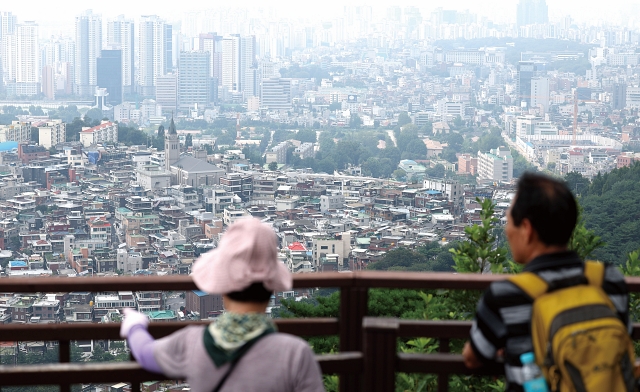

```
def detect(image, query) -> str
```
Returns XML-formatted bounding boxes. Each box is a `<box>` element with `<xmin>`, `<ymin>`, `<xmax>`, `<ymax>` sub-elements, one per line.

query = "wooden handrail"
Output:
<box><xmin>2</xmin><ymin>271</ymin><xmax>640</xmax><ymax>392</ymax></box>
<box><xmin>0</xmin><ymin>353</ymin><xmax>364</xmax><ymax>386</ymax></box>
<box><xmin>3</xmin><ymin>272</ymin><xmax>639</xmax><ymax>292</ymax></box>
<box><xmin>0</xmin><ymin>318</ymin><xmax>339</xmax><ymax>341</ymax></box>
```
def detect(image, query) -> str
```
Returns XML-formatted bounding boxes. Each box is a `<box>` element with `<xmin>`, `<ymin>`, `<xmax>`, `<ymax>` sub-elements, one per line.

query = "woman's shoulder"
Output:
<box><xmin>262</xmin><ymin>332</ymin><xmax>314</xmax><ymax>350</ymax></box>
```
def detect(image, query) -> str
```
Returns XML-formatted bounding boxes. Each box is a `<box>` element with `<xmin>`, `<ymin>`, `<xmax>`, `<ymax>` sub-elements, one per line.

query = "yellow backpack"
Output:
<box><xmin>509</xmin><ymin>261</ymin><xmax>636</xmax><ymax>392</ymax></box>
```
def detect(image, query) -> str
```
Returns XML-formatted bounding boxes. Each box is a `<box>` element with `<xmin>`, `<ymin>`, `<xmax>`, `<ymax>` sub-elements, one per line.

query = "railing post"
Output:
<box><xmin>438</xmin><ymin>338</ymin><xmax>450</xmax><ymax>392</ymax></box>
<box><xmin>59</xmin><ymin>340</ymin><xmax>70</xmax><ymax>392</ymax></box>
<box><xmin>339</xmin><ymin>285</ymin><xmax>367</xmax><ymax>392</ymax></box>
<box><xmin>362</xmin><ymin>317</ymin><xmax>399</xmax><ymax>392</ymax></box>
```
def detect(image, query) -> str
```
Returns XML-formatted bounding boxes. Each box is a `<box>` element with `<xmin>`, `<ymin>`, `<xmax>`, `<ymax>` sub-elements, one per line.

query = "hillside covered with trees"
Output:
<box><xmin>570</xmin><ymin>163</ymin><xmax>640</xmax><ymax>264</ymax></box>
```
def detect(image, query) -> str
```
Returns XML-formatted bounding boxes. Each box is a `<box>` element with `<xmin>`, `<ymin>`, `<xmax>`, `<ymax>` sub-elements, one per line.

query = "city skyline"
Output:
<box><xmin>3</xmin><ymin>0</ymin><xmax>640</xmax><ymax>33</ymax></box>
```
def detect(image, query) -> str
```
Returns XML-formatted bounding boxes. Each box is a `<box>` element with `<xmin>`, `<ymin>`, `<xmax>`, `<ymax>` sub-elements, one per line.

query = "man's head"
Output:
<box><xmin>506</xmin><ymin>172</ymin><xmax>578</xmax><ymax>264</ymax></box>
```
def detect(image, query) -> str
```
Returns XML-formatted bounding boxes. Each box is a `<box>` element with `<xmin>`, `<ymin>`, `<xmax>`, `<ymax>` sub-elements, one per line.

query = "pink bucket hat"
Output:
<box><xmin>191</xmin><ymin>217</ymin><xmax>292</xmax><ymax>294</ymax></box>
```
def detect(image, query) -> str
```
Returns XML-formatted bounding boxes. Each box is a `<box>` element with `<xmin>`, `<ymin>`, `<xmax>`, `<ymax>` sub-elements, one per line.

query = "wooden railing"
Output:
<box><xmin>1</xmin><ymin>272</ymin><xmax>640</xmax><ymax>392</ymax></box>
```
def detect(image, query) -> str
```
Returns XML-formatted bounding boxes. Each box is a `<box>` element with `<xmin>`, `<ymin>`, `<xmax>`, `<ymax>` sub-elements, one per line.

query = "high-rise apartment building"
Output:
<box><xmin>3</xmin><ymin>21</ymin><xmax>39</xmax><ymax>97</ymax></box>
<box><xmin>245</xmin><ymin>67</ymin><xmax>260</xmax><ymax>98</ymax></box>
<box><xmin>517</xmin><ymin>61</ymin><xmax>536</xmax><ymax>107</ymax></box>
<box><xmin>0</xmin><ymin>12</ymin><xmax>17</xmax><ymax>40</ymax></box>
<box><xmin>530</xmin><ymin>76</ymin><xmax>549</xmax><ymax>113</ymax></box>
<box><xmin>240</xmin><ymin>35</ymin><xmax>256</xmax><ymax>96</ymax></box>
<box><xmin>220</xmin><ymin>34</ymin><xmax>256</xmax><ymax>99</ymax></box>
<box><xmin>40</xmin><ymin>37</ymin><xmax>74</xmax><ymax>98</ymax></box>
<box><xmin>261</xmin><ymin>78</ymin><xmax>291</xmax><ymax>111</ymax></box>
<box><xmin>97</xmin><ymin>50</ymin><xmax>122</xmax><ymax>105</ymax></box>
<box><xmin>75</xmin><ymin>10</ymin><xmax>102</xmax><ymax>97</ymax></box>
<box><xmin>138</xmin><ymin>15</ymin><xmax>172</xmax><ymax>97</ymax></box>
<box><xmin>42</xmin><ymin>65</ymin><xmax>55</xmax><ymax>99</ymax></box>
<box><xmin>0</xmin><ymin>12</ymin><xmax>17</xmax><ymax>87</ymax></box>
<box><xmin>107</xmin><ymin>16</ymin><xmax>135</xmax><ymax>95</ymax></box>
<box><xmin>221</xmin><ymin>35</ymin><xmax>241</xmax><ymax>94</ymax></box>
<box><xmin>517</xmin><ymin>0</ymin><xmax>548</xmax><ymax>27</ymax></box>
<box><xmin>156</xmin><ymin>73</ymin><xmax>178</xmax><ymax>114</ymax></box>
<box><xmin>612</xmin><ymin>83</ymin><xmax>627</xmax><ymax>110</ymax></box>
<box><xmin>178</xmin><ymin>51</ymin><xmax>210</xmax><ymax>108</ymax></box>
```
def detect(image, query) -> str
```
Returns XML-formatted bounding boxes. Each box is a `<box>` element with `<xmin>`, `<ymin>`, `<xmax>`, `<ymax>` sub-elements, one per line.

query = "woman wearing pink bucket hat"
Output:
<box><xmin>120</xmin><ymin>217</ymin><xmax>325</xmax><ymax>392</ymax></box>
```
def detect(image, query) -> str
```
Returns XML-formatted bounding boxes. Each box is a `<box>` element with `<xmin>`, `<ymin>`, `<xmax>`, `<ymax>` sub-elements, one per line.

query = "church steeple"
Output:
<box><xmin>168</xmin><ymin>115</ymin><xmax>177</xmax><ymax>135</ymax></box>
<box><xmin>165</xmin><ymin>115</ymin><xmax>180</xmax><ymax>174</ymax></box>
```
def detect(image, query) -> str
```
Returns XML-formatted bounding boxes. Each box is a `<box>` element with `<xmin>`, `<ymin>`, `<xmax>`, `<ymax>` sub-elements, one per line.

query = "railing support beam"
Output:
<box><xmin>438</xmin><ymin>338</ymin><xmax>450</xmax><ymax>392</ymax></box>
<box><xmin>363</xmin><ymin>317</ymin><xmax>399</xmax><ymax>392</ymax></box>
<box><xmin>339</xmin><ymin>286</ymin><xmax>367</xmax><ymax>392</ymax></box>
<box><xmin>59</xmin><ymin>339</ymin><xmax>70</xmax><ymax>392</ymax></box>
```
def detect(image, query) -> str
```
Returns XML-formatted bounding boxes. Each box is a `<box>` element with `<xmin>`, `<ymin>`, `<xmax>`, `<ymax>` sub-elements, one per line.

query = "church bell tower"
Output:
<box><xmin>165</xmin><ymin>116</ymin><xmax>180</xmax><ymax>173</ymax></box>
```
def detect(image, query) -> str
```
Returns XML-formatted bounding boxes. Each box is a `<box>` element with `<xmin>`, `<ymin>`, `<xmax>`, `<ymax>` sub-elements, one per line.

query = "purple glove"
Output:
<box><xmin>120</xmin><ymin>308</ymin><xmax>149</xmax><ymax>338</ymax></box>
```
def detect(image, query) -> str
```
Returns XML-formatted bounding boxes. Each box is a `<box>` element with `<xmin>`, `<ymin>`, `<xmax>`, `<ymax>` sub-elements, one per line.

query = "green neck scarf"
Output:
<box><xmin>203</xmin><ymin>312</ymin><xmax>276</xmax><ymax>368</ymax></box>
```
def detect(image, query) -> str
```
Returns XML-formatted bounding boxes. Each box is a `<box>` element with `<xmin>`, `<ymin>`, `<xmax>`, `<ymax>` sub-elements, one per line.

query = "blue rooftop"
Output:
<box><xmin>0</xmin><ymin>141</ymin><xmax>18</xmax><ymax>152</ymax></box>
<box><xmin>9</xmin><ymin>260</ymin><xmax>27</xmax><ymax>267</ymax></box>
<box><xmin>193</xmin><ymin>290</ymin><xmax>209</xmax><ymax>297</ymax></box>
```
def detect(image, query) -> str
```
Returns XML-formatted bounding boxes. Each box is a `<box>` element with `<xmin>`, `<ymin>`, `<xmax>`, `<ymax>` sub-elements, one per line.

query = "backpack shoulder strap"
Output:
<box><xmin>584</xmin><ymin>261</ymin><xmax>605</xmax><ymax>287</ymax></box>
<box><xmin>509</xmin><ymin>272</ymin><xmax>549</xmax><ymax>300</ymax></box>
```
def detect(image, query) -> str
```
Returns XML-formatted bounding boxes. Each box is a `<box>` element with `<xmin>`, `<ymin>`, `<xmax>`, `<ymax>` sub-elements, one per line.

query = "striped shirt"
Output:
<box><xmin>469</xmin><ymin>251</ymin><xmax>631</xmax><ymax>392</ymax></box>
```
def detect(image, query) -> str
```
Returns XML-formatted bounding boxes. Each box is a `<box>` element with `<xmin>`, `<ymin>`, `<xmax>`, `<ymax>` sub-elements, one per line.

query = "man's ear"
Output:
<box><xmin>520</xmin><ymin>218</ymin><xmax>537</xmax><ymax>244</ymax></box>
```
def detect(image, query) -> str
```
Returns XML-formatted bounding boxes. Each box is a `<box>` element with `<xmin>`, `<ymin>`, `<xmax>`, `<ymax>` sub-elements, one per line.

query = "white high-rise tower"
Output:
<box><xmin>138</xmin><ymin>15</ymin><xmax>172</xmax><ymax>97</ymax></box>
<box><xmin>15</xmin><ymin>22</ymin><xmax>39</xmax><ymax>96</ymax></box>
<box><xmin>74</xmin><ymin>10</ymin><xmax>102</xmax><ymax>97</ymax></box>
<box><xmin>107</xmin><ymin>15</ymin><xmax>135</xmax><ymax>95</ymax></box>
<box><xmin>221</xmin><ymin>34</ymin><xmax>241</xmax><ymax>94</ymax></box>
<box><xmin>0</xmin><ymin>11</ymin><xmax>17</xmax><ymax>86</ymax></box>
<box><xmin>2</xmin><ymin>21</ymin><xmax>39</xmax><ymax>96</ymax></box>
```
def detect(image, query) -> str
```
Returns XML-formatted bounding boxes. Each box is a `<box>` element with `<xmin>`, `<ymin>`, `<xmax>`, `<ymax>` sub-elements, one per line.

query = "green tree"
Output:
<box><xmin>397</xmin><ymin>112</ymin><xmax>412</xmax><ymax>127</ymax></box>
<box><xmin>153</xmin><ymin>125</ymin><xmax>165</xmax><ymax>150</ymax></box>
<box><xmin>450</xmin><ymin>198</ymin><xmax>509</xmax><ymax>273</ymax></box>
<box><xmin>185</xmin><ymin>134</ymin><xmax>193</xmax><ymax>148</ymax></box>
<box><xmin>268</xmin><ymin>161</ymin><xmax>278</xmax><ymax>171</ymax></box>
<box><xmin>393</xmin><ymin>169</ymin><xmax>407</xmax><ymax>181</ymax></box>
<box><xmin>349</xmin><ymin>113</ymin><xmax>362</xmax><ymax>129</ymax></box>
<box><xmin>564</xmin><ymin>171</ymin><xmax>589</xmax><ymax>195</ymax></box>
<box><xmin>426</xmin><ymin>164</ymin><xmax>445</xmax><ymax>178</ymax></box>
<box><xmin>569</xmin><ymin>208</ymin><xmax>605</xmax><ymax>260</ymax></box>
<box><xmin>295</xmin><ymin>129</ymin><xmax>317</xmax><ymax>143</ymax></box>
<box><xmin>84</xmin><ymin>108</ymin><xmax>103</xmax><ymax>124</ymax></box>
<box><xmin>329</xmin><ymin>102</ymin><xmax>342</xmax><ymax>111</ymax></box>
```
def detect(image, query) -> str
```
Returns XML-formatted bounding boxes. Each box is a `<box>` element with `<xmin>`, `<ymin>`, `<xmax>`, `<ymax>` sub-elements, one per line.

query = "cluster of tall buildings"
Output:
<box><xmin>0</xmin><ymin>10</ymin><xmax>263</xmax><ymax>112</ymax></box>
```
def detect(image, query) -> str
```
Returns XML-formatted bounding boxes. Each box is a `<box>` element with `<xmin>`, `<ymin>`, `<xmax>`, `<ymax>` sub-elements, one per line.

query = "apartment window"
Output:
<box><xmin>320</xmin><ymin>246</ymin><xmax>328</xmax><ymax>250</ymax></box>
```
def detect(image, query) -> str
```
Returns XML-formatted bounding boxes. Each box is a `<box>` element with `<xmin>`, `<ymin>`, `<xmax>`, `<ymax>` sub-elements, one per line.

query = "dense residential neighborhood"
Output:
<box><xmin>4</xmin><ymin>0</ymin><xmax>640</xmax><ymax>389</ymax></box>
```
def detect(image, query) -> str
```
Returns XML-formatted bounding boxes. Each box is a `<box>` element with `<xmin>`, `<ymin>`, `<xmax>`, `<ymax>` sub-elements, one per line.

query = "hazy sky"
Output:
<box><xmin>5</xmin><ymin>0</ymin><xmax>640</xmax><ymax>34</ymax></box>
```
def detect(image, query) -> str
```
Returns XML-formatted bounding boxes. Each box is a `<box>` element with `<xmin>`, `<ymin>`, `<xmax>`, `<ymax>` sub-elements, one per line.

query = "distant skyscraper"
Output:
<box><xmin>261</xmin><ymin>78</ymin><xmax>291</xmax><ymax>111</ymax></box>
<box><xmin>42</xmin><ymin>65</ymin><xmax>55</xmax><ymax>99</ymax></box>
<box><xmin>245</xmin><ymin>67</ymin><xmax>260</xmax><ymax>98</ymax></box>
<box><xmin>517</xmin><ymin>0</ymin><xmax>548</xmax><ymax>27</ymax></box>
<box><xmin>138</xmin><ymin>15</ymin><xmax>172</xmax><ymax>97</ymax></box>
<box><xmin>221</xmin><ymin>34</ymin><xmax>241</xmax><ymax>94</ymax></box>
<box><xmin>612</xmin><ymin>83</ymin><xmax>627</xmax><ymax>110</ymax></box>
<box><xmin>531</xmin><ymin>76</ymin><xmax>550</xmax><ymax>113</ymax></box>
<box><xmin>156</xmin><ymin>73</ymin><xmax>178</xmax><ymax>113</ymax></box>
<box><xmin>0</xmin><ymin>11</ymin><xmax>16</xmax><ymax>41</ymax></box>
<box><xmin>97</xmin><ymin>50</ymin><xmax>122</xmax><ymax>106</ymax></box>
<box><xmin>199</xmin><ymin>33</ymin><xmax>223</xmax><ymax>80</ymax></box>
<box><xmin>178</xmin><ymin>51</ymin><xmax>210</xmax><ymax>108</ymax></box>
<box><xmin>107</xmin><ymin>16</ymin><xmax>135</xmax><ymax>95</ymax></box>
<box><xmin>3</xmin><ymin>21</ymin><xmax>39</xmax><ymax>97</ymax></box>
<box><xmin>74</xmin><ymin>10</ymin><xmax>102</xmax><ymax>97</ymax></box>
<box><xmin>0</xmin><ymin>12</ymin><xmax>17</xmax><ymax>87</ymax></box>
<box><xmin>517</xmin><ymin>61</ymin><xmax>537</xmax><ymax>107</ymax></box>
<box><xmin>240</xmin><ymin>35</ymin><xmax>256</xmax><ymax>96</ymax></box>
